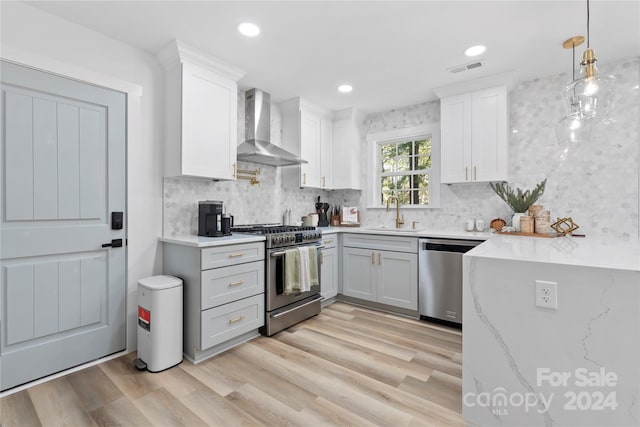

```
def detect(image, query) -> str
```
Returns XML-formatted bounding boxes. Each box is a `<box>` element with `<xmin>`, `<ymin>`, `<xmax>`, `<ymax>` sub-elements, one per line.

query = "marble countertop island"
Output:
<box><xmin>463</xmin><ymin>234</ymin><xmax>640</xmax><ymax>426</ymax></box>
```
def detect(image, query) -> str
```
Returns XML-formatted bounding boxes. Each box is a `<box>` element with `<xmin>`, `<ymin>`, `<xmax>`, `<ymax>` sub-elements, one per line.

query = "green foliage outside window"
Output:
<box><xmin>379</xmin><ymin>138</ymin><xmax>432</xmax><ymax>206</ymax></box>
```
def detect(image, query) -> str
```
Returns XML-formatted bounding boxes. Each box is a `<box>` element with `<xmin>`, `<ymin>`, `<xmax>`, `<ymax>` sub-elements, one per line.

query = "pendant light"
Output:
<box><xmin>556</xmin><ymin>36</ymin><xmax>592</xmax><ymax>144</ymax></box>
<box><xmin>562</xmin><ymin>0</ymin><xmax>616</xmax><ymax>119</ymax></box>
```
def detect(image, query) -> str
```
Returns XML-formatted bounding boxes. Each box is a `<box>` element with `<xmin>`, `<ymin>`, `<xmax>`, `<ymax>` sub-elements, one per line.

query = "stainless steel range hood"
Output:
<box><xmin>237</xmin><ymin>88</ymin><xmax>307</xmax><ymax>166</ymax></box>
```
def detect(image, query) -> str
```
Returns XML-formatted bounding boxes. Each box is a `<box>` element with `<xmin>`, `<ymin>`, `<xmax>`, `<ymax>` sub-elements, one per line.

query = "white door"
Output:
<box><xmin>342</xmin><ymin>247</ymin><xmax>376</xmax><ymax>302</ymax></box>
<box><xmin>471</xmin><ymin>85</ymin><xmax>508</xmax><ymax>182</ymax></box>
<box><xmin>300</xmin><ymin>110</ymin><xmax>321</xmax><ymax>188</ymax></box>
<box><xmin>0</xmin><ymin>61</ymin><xmax>126</xmax><ymax>390</ymax></box>
<box><xmin>440</xmin><ymin>93</ymin><xmax>471</xmax><ymax>183</ymax></box>
<box><xmin>378</xmin><ymin>251</ymin><xmax>418</xmax><ymax>310</ymax></box>
<box><xmin>320</xmin><ymin>246</ymin><xmax>338</xmax><ymax>300</ymax></box>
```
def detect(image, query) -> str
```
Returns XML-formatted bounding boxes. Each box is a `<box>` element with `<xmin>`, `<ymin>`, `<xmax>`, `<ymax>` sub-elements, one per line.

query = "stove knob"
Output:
<box><xmin>288</xmin><ymin>235</ymin><xmax>295</xmax><ymax>243</ymax></box>
<box><xmin>278</xmin><ymin>236</ymin><xmax>285</xmax><ymax>244</ymax></box>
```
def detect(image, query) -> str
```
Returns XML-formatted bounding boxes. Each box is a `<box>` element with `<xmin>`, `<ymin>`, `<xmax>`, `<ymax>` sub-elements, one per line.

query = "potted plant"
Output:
<box><xmin>490</xmin><ymin>179</ymin><xmax>547</xmax><ymax>231</ymax></box>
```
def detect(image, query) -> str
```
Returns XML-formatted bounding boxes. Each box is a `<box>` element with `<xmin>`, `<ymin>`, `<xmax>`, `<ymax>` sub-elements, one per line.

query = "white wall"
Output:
<box><xmin>0</xmin><ymin>2</ymin><xmax>164</xmax><ymax>351</ymax></box>
<box><xmin>357</xmin><ymin>57</ymin><xmax>640</xmax><ymax>241</ymax></box>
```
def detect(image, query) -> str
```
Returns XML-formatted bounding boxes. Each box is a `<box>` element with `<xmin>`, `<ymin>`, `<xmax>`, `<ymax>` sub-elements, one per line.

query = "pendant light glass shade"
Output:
<box><xmin>556</xmin><ymin>95</ymin><xmax>592</xmax><ymax>144</ymax></box>
<box><xmin>563</xmin><ymin>49</ymin><xmax>616</xmax><ymax>118</ymax></box>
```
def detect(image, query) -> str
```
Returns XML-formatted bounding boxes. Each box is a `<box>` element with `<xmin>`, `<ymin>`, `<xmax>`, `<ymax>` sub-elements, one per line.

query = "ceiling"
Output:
<box><xmin>25</xmin><ymin>0</ymin><xmax>640</xmax><ymax>114</ymax></box>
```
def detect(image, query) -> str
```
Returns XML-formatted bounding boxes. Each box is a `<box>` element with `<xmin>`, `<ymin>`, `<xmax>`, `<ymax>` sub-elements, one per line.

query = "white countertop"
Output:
<box><xmin>319</xmin><ymin>226</ymin><xmax>492</xmax><ymax>241</ymax></box>
<box><xmin>159</xmin><ymin>234</ymin><xmax>265</xmax><ymax>248</ymax></box>
<box><xmin>466</xmin><ymin>234</ymin><xmax>640</xmax><ymax>272</ymax></box>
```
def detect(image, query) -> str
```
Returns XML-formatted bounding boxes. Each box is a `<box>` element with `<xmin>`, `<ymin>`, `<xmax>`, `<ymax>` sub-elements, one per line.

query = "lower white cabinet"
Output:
<box><xmin>200</xmin><ymin>294</ymin><xmax>264</xmax><ymax>349</ymax></box>
<box><xmin>320</xmin><ymin>235</ymin><xmax>339</xmax><ymax>300</ymax></box>
<box><xmin>163</xmin><ymin>240</ymin><xmax>265</xmax><ymax>363</ymax></box>
<box><xmin>342</xmin><ymin>234</ymin><xmax>418</xmax><ymax>311</ymax></box>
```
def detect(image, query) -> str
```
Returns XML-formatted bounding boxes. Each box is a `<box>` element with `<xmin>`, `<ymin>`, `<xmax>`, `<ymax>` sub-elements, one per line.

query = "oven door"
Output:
<box><xmin>266</xmin><ymin>243</ymin><xmax>322</xmax><ymax>311</ymax></box>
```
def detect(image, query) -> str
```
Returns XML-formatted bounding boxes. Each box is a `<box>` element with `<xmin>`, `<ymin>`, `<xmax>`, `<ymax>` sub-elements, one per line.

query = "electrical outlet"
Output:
<box><xmin>536</xmin><ymin>280</ymin><xmax>558</xmax><ymax>309</ymax></box>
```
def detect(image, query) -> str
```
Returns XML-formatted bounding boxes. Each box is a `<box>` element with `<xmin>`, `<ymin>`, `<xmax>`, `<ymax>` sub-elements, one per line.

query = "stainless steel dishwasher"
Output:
<box><xmin>418</xmin><ymin>238</ymin><xmax>481</xmax><ymax>325</ymax></box>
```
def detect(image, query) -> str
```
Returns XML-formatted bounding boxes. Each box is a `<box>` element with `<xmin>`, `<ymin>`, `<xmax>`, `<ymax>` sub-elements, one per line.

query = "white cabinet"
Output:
<box><xmin>163</xmin><ymin>241</ymin><xmax>264</xmax><ymax>364</ymax></box>
<box><xmin>320</xmin><ymin>235</ymin><xmax>338</xmax><ymax>300</ymax></box>
<box><xmin>342</xmin><ymin>234</ymin><xmax>418</xmax><ymax>311</ymax></box>
<box><xmin>280</xmin><ymin>98</ymin><xmax>333</xmax><ymax>189</ymax></box>
<box><xmin>439</xmin><ymin>85</ymin><xmax>508</xmax><ymax>183</ymax></box>
<box><xmin>332</xmin><ymin>108</ymin><xmax>364</xmax><ymax>190</ymax></box>
<box><xmin>157</xmin><ymin>40</ymin><xmax>245</xmax><ymax>180</ymax></box>
<box><xmin>435</xmin><ymin>72</ymin><xmax>514</xmax><ymax>184</ymax></box>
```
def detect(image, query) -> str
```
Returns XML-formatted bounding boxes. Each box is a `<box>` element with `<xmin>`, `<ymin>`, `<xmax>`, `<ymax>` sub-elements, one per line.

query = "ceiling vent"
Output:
<box><xmin>447</xmin><ymin>60</ymin><xmax>484</xmax><ymax>74</ymax></box>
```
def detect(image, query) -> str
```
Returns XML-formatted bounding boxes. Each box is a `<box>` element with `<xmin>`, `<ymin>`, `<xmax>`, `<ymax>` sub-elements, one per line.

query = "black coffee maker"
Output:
<box><xmin>316</xmin><ymin>196</ymin><xmax>330</xmax><ymax>227</ymax></box>
<box><xmin>198</xmin><ymin>201</ymin><xmax>224</xmax><ymax>237</ymax></box>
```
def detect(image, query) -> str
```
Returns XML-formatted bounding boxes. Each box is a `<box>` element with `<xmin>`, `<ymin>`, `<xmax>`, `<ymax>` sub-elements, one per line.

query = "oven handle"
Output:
<box><xmin>270</xmin><ymin>245</ymin><xmax>325</xmax><ymax>257</ymax></box>
<box><xmin>271</xmin><ymin>295</ymin><xmax>323</xmax><ymax>319</ymax></box>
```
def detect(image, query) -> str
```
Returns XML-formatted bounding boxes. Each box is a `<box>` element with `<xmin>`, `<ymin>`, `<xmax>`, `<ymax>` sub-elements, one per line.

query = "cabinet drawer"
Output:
<box><xmin>201</xmin><ymin>261</ymin><xmax>265</xmax><ymax>310</ymax></box>
<box><xmin>200</xmin><ymin>294</ymin><xmax>264</xmax><ymax>349</ymax></box>
<box><xmin>343</xmin><ymin>233</ymin><xmax>418</xmax><ymax>253</ymax></box>
<box><xmin>320</xmin><ymin>235</ymin><xmax>337</xmax><ymax>248</ymax></box>
<box><xmin>201</xmin><ymin>242</ymin><xmax>264</xmax><ymax>270</ymax></box>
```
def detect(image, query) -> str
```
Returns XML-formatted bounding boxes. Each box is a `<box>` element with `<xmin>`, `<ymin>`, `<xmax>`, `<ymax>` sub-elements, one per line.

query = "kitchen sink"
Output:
<box><xmin>362</xmin><ymin>227</ymin><xmax>425</xmax><ymax>233</ymax></box>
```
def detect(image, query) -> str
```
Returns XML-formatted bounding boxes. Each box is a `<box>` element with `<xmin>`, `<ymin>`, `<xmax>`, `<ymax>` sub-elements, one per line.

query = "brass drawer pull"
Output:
<box><xmin>371</xmin><ymin>252</ymin><xmax>375</xmax><ymax>264</ymax></box>
<box><xmin>228</xmin><ymin>315</ymin><xmax>245</xmax><ymax>324</ymax></box>
<box><xmin>324</xmin><ymin>239</ymin><xmax>333</xmax><ymax>244</ymax></box>
<box><xmin>228</xmin><ymin>252</ymin><xmax>246</xmax><ymax>258</ymax></box>
<box><xmin>303</xmin><ymin>173</ymin><xmax>307</xmax><ymax>185</ymax></box>
<box><xmin>228</xmin><ymin>280</ymin><xmax>245</xmax><ymax>287</ymax></box>
<box><xmin>322</xmin><ymin>176</ymin><xmax>326</xmax><ymax>187</ymax></box>
<box><xmin>474</xmin><ymin>166</ymin><xmax>477</xmax><ymax>181</ymax></box>
<box><xmin>378</xmin><ymin>253</ymin><xmax>381</xmax><ymax>265</ymax></box>
<box><xmin>320</xmin><ymin>253</ymin><xmax>324</xmax><ymax>265</ymax></box>
<box><xmin>465</xmin><ymin>166</ymin><xmax>468</xmax><ymax>181</ymax></box>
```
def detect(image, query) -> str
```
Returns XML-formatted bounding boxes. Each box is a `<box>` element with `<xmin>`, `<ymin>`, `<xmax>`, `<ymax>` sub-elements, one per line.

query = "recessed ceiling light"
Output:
<box><xmin>465</xmin><ymin>45</ymin><xmax>486</xmax><ymax>57</ymax></box>
<box><xmin>338</xmin><ymin>84</ymin><xmax>353</xmax><ymax>93</ymax></box>
<box><xmin>238</xmin><ymin>22</ymin><xmax>260</xmax><ymax>37</ymax></box>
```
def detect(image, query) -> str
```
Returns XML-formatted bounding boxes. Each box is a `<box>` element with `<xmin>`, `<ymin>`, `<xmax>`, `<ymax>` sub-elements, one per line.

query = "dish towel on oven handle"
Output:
<box><xmin>284</xmin><ymin>246</ymin><xmax>319</xmax><ymax>295</ymax></box>
<box><xmin>284</xmin><ymin>248</ymin><xmax>300</xmax><ymax>295</ymax></box>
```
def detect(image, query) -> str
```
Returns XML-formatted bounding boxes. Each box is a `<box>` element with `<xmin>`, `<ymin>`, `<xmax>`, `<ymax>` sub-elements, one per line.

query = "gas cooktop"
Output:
<box><xmin>231</xmin><ymin>224</ymin><xmax>321</xmax><ymax>248</ymax></box>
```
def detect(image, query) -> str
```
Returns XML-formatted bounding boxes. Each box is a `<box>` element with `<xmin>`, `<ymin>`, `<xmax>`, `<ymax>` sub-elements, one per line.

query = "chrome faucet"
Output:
<box><xmin>386</xmin><ymin>195</ymin><xmax>405</xmax><ymax>228</ymax></box>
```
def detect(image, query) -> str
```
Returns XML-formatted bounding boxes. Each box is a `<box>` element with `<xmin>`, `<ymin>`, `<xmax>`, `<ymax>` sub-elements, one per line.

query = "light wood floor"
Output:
<box><xmin>1</xmin><ymin>302</ymin><xmax>463</xmax><ymax>426</ymax></box>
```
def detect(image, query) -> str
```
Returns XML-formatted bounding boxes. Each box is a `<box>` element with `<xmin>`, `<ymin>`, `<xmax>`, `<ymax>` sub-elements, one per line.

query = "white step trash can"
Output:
<box><xmin>134</xmin><ymin>275</ymin><xmax>183</xmax><ymax>372</ymax></box>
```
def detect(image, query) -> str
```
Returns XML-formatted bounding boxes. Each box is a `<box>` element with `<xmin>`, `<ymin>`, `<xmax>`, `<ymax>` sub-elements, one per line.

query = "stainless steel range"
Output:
<box><xmin>231</xmin><ymin>225</ymin><xmax>323</xmax><ymax>336</ymax></box>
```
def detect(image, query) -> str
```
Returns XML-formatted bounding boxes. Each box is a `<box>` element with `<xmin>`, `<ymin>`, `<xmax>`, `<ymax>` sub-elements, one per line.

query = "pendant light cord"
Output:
<box><xmin>586</xmin><ymin>0</ymin><xmax>590</xmax><ymax>48</ymax></box>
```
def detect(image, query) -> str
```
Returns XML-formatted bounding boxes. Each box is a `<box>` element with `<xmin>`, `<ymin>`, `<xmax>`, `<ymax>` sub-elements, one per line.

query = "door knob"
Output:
<box><xmin>102</xmin><ymin>239</ymin><xmax>123</xmax><ymax>248</ymax></box>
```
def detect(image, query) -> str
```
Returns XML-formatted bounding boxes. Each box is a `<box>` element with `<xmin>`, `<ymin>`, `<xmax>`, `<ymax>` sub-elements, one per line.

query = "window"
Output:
<box><xmin>379</xmin><ymin>138</ymin><xmax>431</xmax><ymax>205</ymax></box>
<box><xmin>367</xmin><ymin>124</ymin><xmax>440</xmax><ymax>208</ymax></box>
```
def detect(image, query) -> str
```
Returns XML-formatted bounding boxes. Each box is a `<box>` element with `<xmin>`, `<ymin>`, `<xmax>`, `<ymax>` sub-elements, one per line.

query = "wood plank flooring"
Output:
<box><xmin>1</xmin><ymin>302</ymin><xmax>463</xmax><ymax>426</ymax></box>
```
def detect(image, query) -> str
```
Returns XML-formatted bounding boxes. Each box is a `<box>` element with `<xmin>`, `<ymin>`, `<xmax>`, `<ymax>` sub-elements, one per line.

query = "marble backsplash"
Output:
<box><xmin>164</xmin><ymin>56</ymin><xmax>639</xmax><ymax>240</ymax></box>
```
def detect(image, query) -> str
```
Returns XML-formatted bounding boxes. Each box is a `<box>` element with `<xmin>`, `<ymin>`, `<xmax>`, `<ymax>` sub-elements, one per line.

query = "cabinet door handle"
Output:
<box><xmin>233</xmin><ymin>162</ymin><xmax>237</xmax><ymax>178</ymax></box>
<box><xmin>324</xmin><ymin>239</ymin><xmax>333</xmax><ymax>244</ymax></box>
<box><xmin>320</xmin><ymin>253</ymin><xmax>324</xmax><ymax>265</ymax></box>
<box><xmin>371</xmin><ymin>252</ymin><xmax>375</xmax><ymax>265</ymax></box>
<box><xmin>303</xmin><ymin>173</ymin><xmax>307</xmax><ymax>185</ymax></box>
<box><xmin>228</xmin><ymin>315</ymin><xmax>245</xmax><ymax>324</ymax></box>
<box><xmin>228</xmin><ymin>252</ymin><xmax>246</xmax><ymax>258</ymax></box>
<box><xmin>378</xmin><ymin>253</ymin><xmax>381</xmax><ymax>265</ymax></box>
<box><xmin>474</xmin><ymin>166</ymin><xmax>477</xmax><ymax>181</ymax></box>
<box><xmin>465</xmin><ymin>166</ymin><xmax>468</xmax><ymax>181</ymax></box>
<box><xmin>228</xmin><ymin>280</ymin><xmax>245</xmax><ymax>287</ymax></box>
<box><xmin>322</xmin><ymin>176</ymin><xmax>326</xmax><ymax>187</ymax></box>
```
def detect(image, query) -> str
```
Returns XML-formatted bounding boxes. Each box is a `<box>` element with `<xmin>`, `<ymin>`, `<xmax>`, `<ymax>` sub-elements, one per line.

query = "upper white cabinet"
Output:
<box><xmin>280</xmin><ymin>98</ymin><xmax>333</xmax><ymax>189</ymax></box>
<box><xmin>157</xmin><ymin>40</ymin><xmax>246</xmax><ymax>180</ymax></box>
<box><xmin>435</xmin><ymin>72</ymin><xmax>514</xmax><ymax>184</ymax></box>
<box><xmin>332</xmin><ymin>108</ymin><xmax>364</xmax><ymax>190</ymax></box>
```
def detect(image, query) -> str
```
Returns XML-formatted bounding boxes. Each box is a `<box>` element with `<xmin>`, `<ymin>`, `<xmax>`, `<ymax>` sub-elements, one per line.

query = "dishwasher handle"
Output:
<box><xmin>422</xmin><ymin>242</ymin><xmax>478</xmax><ymax>253</ymax></box>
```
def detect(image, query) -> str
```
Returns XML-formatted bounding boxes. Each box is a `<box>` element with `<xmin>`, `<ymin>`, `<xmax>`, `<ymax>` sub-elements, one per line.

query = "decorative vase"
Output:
<box><xmin>512</xmin><ymin>212</ymin><xmax>527</xmax><ymax>232</ymax></box>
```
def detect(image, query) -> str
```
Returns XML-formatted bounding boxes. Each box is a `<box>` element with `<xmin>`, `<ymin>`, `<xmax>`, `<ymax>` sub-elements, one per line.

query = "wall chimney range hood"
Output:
<box><xmin>237</xmin><ymin>89</ymin><xmax>307</xmax><ymax>166</ymax></box>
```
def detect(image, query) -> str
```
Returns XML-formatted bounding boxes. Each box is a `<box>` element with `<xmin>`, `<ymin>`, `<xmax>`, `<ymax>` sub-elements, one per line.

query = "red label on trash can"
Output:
<box><xmin>138</xmin><ymin>306</ymin><xmax>150</xmax><ymax>331</ymax></box>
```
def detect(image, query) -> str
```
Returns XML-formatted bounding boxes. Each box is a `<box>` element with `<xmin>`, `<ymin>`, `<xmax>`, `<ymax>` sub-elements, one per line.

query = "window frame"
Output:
<box><xmin>367</xmin><ymin>123</ymin><xmax>441</xmax><ymax>209</ymax></box>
